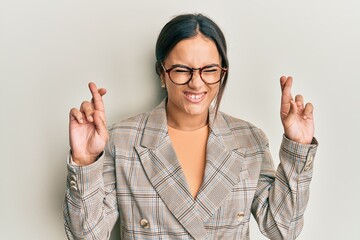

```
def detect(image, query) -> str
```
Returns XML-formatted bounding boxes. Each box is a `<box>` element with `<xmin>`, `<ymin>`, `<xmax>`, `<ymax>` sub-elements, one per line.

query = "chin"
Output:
<box><xmin>183</xmin><ymin>104</ymin><xmax>209</xmax><ymax>116</ymax></box>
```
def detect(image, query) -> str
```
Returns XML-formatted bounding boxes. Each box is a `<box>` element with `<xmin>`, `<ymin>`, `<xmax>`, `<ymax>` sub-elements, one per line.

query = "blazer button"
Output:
<box><xmin>236</xmin><ymin>212</ymin><xmax>245</xmax><ymax>222</ymax></box>
<box><xmin>140</xmin><ymin>218</ymin><xmax>150</xmax><ymax>229</ymax></box>
<box><xmin>70</xmin><ymin>180</ymin><xmax>78</xmax><ymax>192</ymax></box>
<box><xmin>70</xmin><ymin>175</ymin><xmax>77</xmax><ymax>182</ymax></box>
<box><xmin>70</xmin><ymin>185</ymin><xmax>78</xmax><ymax>192</ymax></box>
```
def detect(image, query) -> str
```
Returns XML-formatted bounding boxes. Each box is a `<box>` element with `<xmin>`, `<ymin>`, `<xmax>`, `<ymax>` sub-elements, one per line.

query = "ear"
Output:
<box><xmin>158</xmin><ymin>61</ymin><xmax>167</xmax><ymax>88</ymax></box>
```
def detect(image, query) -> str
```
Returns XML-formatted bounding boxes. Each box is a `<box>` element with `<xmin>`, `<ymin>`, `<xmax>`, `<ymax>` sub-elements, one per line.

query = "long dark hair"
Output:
<box><xmin>155</xmin><ymin>13</ymin><xmax>229</xmax><ymax>115</ymax></box>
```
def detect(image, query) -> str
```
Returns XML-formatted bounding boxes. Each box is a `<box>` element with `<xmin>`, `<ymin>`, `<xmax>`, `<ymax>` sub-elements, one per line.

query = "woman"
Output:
<box><xmin>64</xmin><ymin>14</ymin><xmax>318</xmax><ymax>239</ymax></box>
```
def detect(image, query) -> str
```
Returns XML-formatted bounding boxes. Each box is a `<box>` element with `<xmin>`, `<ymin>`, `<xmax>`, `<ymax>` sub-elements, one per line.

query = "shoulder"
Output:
<box><xmin>109</xmin><ymin>111</ymin><xmax>149</xmax><ymax>133</ymax></box>
<box><xmin>107</xmin><ymin>111</ymin><xmax>150</xmax><ymax>147</ymax></box>
<box><xmin>106</xmin><ymin>99</ymin><xmax>168</xmax><ymax>150</ymax></box>
<box><xmin>217</xmin><ymin>111</ymin><xmax>269</xmax><ymax>148</ymax></box>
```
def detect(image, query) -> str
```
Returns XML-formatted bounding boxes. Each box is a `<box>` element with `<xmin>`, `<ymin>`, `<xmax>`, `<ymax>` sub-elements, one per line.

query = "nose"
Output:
<box><xmin>188</xmin><ymin>70</ymin><xmax>204</xmax><ymax>88</ymax></box>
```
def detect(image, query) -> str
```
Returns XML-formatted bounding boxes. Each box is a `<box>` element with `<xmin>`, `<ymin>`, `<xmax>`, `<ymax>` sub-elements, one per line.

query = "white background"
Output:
<box><xmin>1</xmin><ymin>0</ymin><xmax>359</xmax><ymax>239</ymax></box>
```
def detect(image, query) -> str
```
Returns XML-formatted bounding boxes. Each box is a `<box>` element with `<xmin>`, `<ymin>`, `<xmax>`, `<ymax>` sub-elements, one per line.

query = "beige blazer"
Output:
<box><xmin>64</xmin><ymin>99</ymin><xmax>318</xmax><ymax>240</ymax></box>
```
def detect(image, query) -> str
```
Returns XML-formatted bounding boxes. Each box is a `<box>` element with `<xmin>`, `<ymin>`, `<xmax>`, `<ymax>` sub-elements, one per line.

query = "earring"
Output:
<box><xmin>161</xmin><ymin>79</ymin><xmax>166</xmax><ymax>88</ymax></box>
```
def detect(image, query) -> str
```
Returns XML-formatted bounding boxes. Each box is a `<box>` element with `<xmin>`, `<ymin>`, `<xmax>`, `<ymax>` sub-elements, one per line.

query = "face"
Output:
<box><xmin>162</xmin><ymin>34</ymin><xmax>222</xmax><ymax>120</ymax></box>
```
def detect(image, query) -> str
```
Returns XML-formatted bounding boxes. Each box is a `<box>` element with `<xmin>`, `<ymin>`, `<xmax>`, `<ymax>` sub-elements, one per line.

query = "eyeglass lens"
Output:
<box><xmin>169</xmin><ymin>66</ymin><xmax>223</xmax><ymax>84</ymax></box>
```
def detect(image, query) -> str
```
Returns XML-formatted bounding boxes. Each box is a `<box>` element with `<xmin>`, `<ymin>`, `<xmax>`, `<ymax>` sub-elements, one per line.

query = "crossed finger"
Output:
<box><xmin>89</xmin><ymin>82</ymin><xmax>107</xmax><ymax>112</ymax></box>
<box><xmin>280</xmin><ymin>76</ymin><xmax>293</xmax><ymax>99</ymax></box>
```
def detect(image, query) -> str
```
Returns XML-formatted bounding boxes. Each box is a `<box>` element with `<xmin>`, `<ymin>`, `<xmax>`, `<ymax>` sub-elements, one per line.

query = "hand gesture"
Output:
<box><xmin>69</xmin><ymin>82</ymin><xmax>109</xmax><ymax>166</ymax></box>
<box><xmin>280</xmin><ymin>76</ymin><xmax>314</xmax><ymax>144</ymax></box>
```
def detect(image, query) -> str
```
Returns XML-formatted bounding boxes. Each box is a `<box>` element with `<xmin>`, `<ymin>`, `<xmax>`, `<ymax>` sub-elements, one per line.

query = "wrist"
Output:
<box><xmin>71</xmin><ymin>151</ymin><xmax>101</xmax><ymax>166</ymax></box>
<box><xmin>284</xmin><ymin>134</ymin><xmax>313</xmax><ymax>145</ymax></box>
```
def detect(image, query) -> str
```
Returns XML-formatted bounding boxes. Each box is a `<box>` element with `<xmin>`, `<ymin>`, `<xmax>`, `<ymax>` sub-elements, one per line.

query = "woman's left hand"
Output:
<box><xmin>280</xmin><ymin>76</ymin><xmax>314</xmax><ymax>144</ymax></box>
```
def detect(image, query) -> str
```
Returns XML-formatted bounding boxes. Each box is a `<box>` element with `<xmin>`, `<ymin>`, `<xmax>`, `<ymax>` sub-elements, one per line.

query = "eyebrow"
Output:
<box><xmin>170</xmin><ymin>63</ymin><xmax>220</xmax><ymax>69</ymax></box>
<box><xmin>170</xmin><ymin>64</ymin><xmax>191</xmax><ymax>69</ymax></box>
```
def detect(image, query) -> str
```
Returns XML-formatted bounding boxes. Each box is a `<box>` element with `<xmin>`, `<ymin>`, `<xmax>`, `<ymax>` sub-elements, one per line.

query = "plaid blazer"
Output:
<box><xmin>64</xmin><ymin>99</ymin><xmax>318</xmax><ymax>240</ymax></box>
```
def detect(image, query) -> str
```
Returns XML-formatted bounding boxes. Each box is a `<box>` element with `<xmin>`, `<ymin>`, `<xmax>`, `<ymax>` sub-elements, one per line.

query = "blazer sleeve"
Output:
<box><xmin>63</xmin><ymin>141</ymin><xmax>118</xmax><ymax>240</ymax></box>
<box><xmin>251</xmin><ymin>133</ymin><xmax>318</xmax><ymax>240</ymax></box>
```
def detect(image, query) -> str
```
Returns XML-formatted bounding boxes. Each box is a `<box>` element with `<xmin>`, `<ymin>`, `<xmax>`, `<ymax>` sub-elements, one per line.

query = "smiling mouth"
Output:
<box><xmin>184</xmin><ymin>92</ymin><xmax>206</xmax><ymax>102</ymax></box>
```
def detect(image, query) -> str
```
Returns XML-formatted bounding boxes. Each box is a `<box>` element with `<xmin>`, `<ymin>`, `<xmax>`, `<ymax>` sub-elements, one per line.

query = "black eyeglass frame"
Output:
<box><xmin>161</xmin><ymin>63</ymin><xmax>227</xmax><ymax>85</ymax></box>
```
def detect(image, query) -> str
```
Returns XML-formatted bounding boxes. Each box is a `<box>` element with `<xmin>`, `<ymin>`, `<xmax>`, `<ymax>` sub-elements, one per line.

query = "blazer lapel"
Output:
<box><xmin>195</xmin><ymin>109</ymin><xmax>248</xmax><ymax>221</ymax></box>
<box><xmin>135</xmin><ymin>100</ymin><xmax>209</xmax><ymax>239</ymax></box>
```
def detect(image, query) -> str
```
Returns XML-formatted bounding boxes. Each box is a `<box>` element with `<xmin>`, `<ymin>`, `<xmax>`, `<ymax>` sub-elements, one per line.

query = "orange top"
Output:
<box><xmin>168</xmin><ymin>125</ymin><xmax>209</xmax><ymax>199</ymax></box>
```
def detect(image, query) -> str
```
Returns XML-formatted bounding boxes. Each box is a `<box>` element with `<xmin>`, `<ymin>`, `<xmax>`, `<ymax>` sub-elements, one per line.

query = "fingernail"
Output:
<box><xmin>79</xmin><ymin>118</ymin><xmax>83</xmax><ymax>124</ymax></box>
<box><xmin>88</xmin><ymin>116</ymin><xmax>93</xmax><ymax>122</ymax></box>
<box><xmin>303</xmin><ymin>115</ymin><xmax>307</xmax><ymax>120</ymax></box>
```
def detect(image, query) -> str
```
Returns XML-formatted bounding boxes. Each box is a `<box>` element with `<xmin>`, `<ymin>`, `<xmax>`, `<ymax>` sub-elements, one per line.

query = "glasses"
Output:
<box><xmin>161</xmin><ymin>63</ymin><xmax>227</xmax><ymax>85</ymax></box>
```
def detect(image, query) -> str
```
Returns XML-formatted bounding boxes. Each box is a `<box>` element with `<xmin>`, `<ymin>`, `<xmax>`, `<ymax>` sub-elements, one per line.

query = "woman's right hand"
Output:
<box><xmin>69</xmin><ymin>82</ymin><xmax>109</xmax><ymax>166</ymax></box>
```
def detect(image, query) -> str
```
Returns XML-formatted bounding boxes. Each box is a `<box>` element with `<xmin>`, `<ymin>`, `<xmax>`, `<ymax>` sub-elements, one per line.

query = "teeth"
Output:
<box><xmin>187</xmin><ymin>94</ymin><xmax>203</xmax><ymax>99</ymax></box>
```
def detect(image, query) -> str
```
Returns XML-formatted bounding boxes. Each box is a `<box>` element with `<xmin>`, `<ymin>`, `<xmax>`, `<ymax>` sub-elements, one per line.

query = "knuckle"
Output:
<box><xmin>81</xmin><ymin>102</ymin><xmax>93</xmax><ymax>112</ymax></box>
<box><xmin>70</xmin><ymin>108</ymin><xmax>80</xmax><ymax>115</ymax></box>
<box><xmin>81</xmin><ymin>101</ymin><xmax>90</xmax><ymax>107</ymax></box>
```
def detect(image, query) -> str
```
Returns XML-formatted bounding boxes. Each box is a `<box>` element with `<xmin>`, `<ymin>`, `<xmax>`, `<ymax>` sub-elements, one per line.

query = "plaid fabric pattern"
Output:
<box><xmin>64</xmin><ymin>99</ymin><xmax>318</xmax><ymax>240</ymax></box>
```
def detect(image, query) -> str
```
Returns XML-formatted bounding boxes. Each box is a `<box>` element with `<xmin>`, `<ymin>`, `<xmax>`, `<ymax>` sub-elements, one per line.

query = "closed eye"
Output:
<box><xmin>174</xmin><ymin>68</ymin><xmax>191</xmax><ymax>73</ymax></box>
<box><xmin>203</xmin><ymin>68</ymin><xmax>218</xmax><ymax>73</ymax></box>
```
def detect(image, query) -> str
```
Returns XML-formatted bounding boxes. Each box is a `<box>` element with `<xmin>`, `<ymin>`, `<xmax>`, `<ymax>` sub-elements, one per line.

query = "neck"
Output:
<box><xmin>166</xmin><ymin>103</ymin><xmax>208</xmax><ymax>131</ymax></box>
